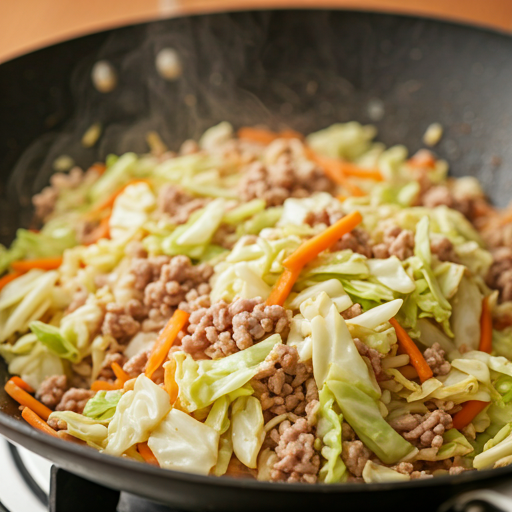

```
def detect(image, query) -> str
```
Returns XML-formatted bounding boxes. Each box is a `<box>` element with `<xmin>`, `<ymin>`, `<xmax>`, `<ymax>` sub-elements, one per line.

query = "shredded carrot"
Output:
<box><xmin>89</xmin><ymin>163</ymin><xmax>107</xmax><ymax>176</ymax></box>
<box><xmin>304</xmin><ymin>150</ymin><xmax>367</xmax><ymax>196</ymax></box>
<box><xmin>164</xmin><ymin>359</ymin><xmax>179</xmax><ymax>404</ymax></box>
<box><xmin>87</xmin><ymin>179</ymin><xmax>150</xmax><ymax>217</ymax></box>
<box><xmin>0</xmin><ymin>272</ymin><xmax>23</xmax><ymax>292</ymax></box>
<box><xmin>90</xmin><ymin>380</ymin><xmax>118</xmax><ymax>392</ymax></box>
<box><xmin>11</xmin><ymin>257</ymin><xmax>62</xmax><ymax>272</ymax></box>
<box><xmin>452</xmin><ymin>400</ymin><xmax>490</xmax><ymax>430</ymax></box>
<box><xmin>334</xmin><ymin>161</ymin><xmax>383</xmax><ymax>181</ymax></box>
<box><xmin>283</xmin><ymin>211</ymin><xmax>363</xmax><ymax>271</ymax></box>
<box><xmin>336</xmin><ymin>194</ymin><xmax>347</xmax><ymax>202</ymax></box>
<box><xmin>4</xmin><ymin>379</ymin><xmax>52</xmax><ymax>421</ymax></box>
<box><xmin>21</xmin><ymin>407</ymin><xmax>59</xmax><ymax>438</ymax></box>
<box><xmin>28</xmin><ymin>228</ymin><xmax>40</xmax><ymax>234</ymax></box>
<box><xmin>266</xmin><ymin>267</ymin><xmax>302</xmax><ymax>307</ymax></box>
<box><xmin>479</xmin><ymin>296</ymin><xmax>493</xmax><ymax>354</ymax></box>
<box><xmin>86</xmin><ymin>215</ymin><xmax>111</xmax><ymax>245</ymax></box>
<box><xmin>111</xmin><ymin>362</ymin><xmax>130</xmax><ymax>386</ymax></box>
<box><xmin>10</xmin><ymin>376</ymin><xmax>35</xmax><ymax>393</ymax></box>
<box><xmin>237</xmin><ymin>127</ymin><xmax>302</xmax><ymax>145</ymax></box>
<box><xmin>145</xmin><ymin>309</ymin><xmax>190</xmax><ymax>380</ymax></box>
<box><xmin>58</xmin><ymin>431</ymin><xmax>86</xmax><ymax>444</ymax></box>
<box><xmin>138</xmin><ymin>442</ymin><xmax>159</xmax><ymax>466</ymax></box>
<box><xmin>407</xmin><ymin>149</ymin><xmax>437</xmax><ymax>169</ymax></box>
<box><xmin>389</xmin><ymin>318</ymin><xmax>433</xmax><ymax>383</ymax></box>
<box><xmin>398</xmin><ymin>365</ymin><xmax>419</xmax><ymax>380</ymax></box>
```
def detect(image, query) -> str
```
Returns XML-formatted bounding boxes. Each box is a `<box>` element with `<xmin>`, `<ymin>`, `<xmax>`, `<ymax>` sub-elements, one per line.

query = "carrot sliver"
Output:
<box><xmin>283</xmin><ymin>211</ymin><xmax>363</xmax><ymax>271</ymax></box>
<box><xmin>138</xmin><ymin>442</ymin><xmax>159</xmax><ymax>466</ymax></box>
<box><xmin>10</xmin><ymin>376</ymin><xmax>35</xmax><ymax>393</ymax></box>
<box><xmin>266</xmin><ymin>267</ymin><xmax>302</xmax><ymax>307</ymax></box>
<box><xmin>164</xmin><ymin>359</ymin><xmax>179</xmax><ymax>404</ymax></box>
<box><xmin>88</xmin><ymin>179</ymin><xmax>150</xmax><ymax>217</ymax></box>
<box><xmin>237</xmin><ymin>127</ymin><xmax>302</xmax><ymax>145</ymax></box>
<box><xmin>389</xmin><ymin>318</ymin><xmax>433</xmax><ymax>383</ymax></box>
<box><xmin>111</xmin><ymin>362</ymin><xmax>130</xmax><ymax>386</ymax></box>
<box><xmin>336</xmin><ymin>161</ymin><xmax>383</xmax><ymax>181</ymax></box>
<box><xmin>479</xmin><ymin>296</ymin><xmax>493</xmax><ymax>354</ymax></box>
<box><xmin>5</xmin><ymin>380</ymin><xmax>52</xmax><ymax>421</ymax></box>
<box><xmin>11</xmin><ymin>257</ymin><xmax>62</xmax><ymax>272</ymax></box>
<box><xmin>0</xmin><ymin>272</ymin><xmax>23</xmax><ymax>292</ymax></box>
<box><xmin>145</xmin><ymin>309</ymin><xmax>190</xmax><ymax>380</ymax></box>
<box><xmin>407</xmin><ymin>150</ymin><xmax>437</xmax><ymax>169</ymax></box>
<box><xmin>21</xmin><ymin>407</ymin><xmax>59</xmax><ymax>438</ymax></box>
<box><xmin>89</xmin><ymin>163</ymin><xmax>107</xmax><ymax>176</ymax></box>
<box><xmin>452</xmin><ymin>400</ymin><xmax>490</xmax><ymax>430</ymax></box>
<box><xmin>90</xmin><ymin>380</ymin><xmax>118</xmax><ymax>392</ymax></box>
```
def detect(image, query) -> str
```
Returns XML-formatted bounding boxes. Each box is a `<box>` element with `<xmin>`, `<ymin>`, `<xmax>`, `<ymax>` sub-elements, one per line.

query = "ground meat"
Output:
<box><xmin>354</xmin><ymin>338</ymin><xmax>383</xmax><ymax>380</ymax></box>
<box><xmin>47</xmin><ymin>416</ymin><xmax>68</xmax><ymax>431</ymax></box>
<box><xmin>342</xmin><ymin>422</ymin><xmax>356</xmax><ymax>441</ymax></box>
<box><xmin>36</xmin><ymin>375</ymin><xmax>68</xmax><ymax>409</ymax></box>
<box><xmin>157</xmin><ymin>184</ymin><xmax>208</xmax><ymax>225</ymax></box>
<box><xmin>342</xmin><ymin>440</ymin><xmax>372</xmax><ymax>478</ymax></box>
<box><xmin>486</xmin><ymin>247</ymin><xmax>512</xmax><ymax>302</ymax></box>
<box><xmin>423</xmin><ymin>343</ymin><xmax>451</xmax><ymax>376</ymax></box>
<box><xmin>211</xmin><ymin>223</ymin><xmax>237</xmax><ymax>250</ymax></box>
<box><xmin>341</xmin><ymin>303</ymin><xmax>363</xmax><ymax>320</ymax></box>
<box><xmin>123</xmin><ymin>350</ymin><xmax>149</xmax><ymax>378</ymax></box>
<box><xmin>97</xmin><ymin>352</ymin><xmax>127</xmax><ymax>381</ymax></box>
<box><xmin>372</xmin><ymin>226</ymin><xmax>415</xmax><ymax>261</ymax></box>
<box><xmin>331</xmin><ymin>229</ymin><xmax>373</xmax><ymax>258</ymax></box>
<box><xmin>430</xmin><ymin>237</ymin><xmax>459</xmax><ymax>263</ymax></box>
<box><xmin>32</xmin><ymin>166</ymin><xmax>99</xmax><ymax>221</ymax></box>
<box><xmin>421</xmin><ymin>185</ymin><xmax>473</xmax><ymax>219</ymax></box>
<box><xmin>269</xmin><ymin>418</ymin><xmax>320</xmax><ymax>483</ymax></box>
<box><xmin>101</xmin><ymin>301</ymin><xmax>142</xmax><ymax>342</ymax></box>
<box><xmin>449</xmin><ymin>466</ymin><xmax>473</xmax><ymax>475</ymax></box>
<box><xmin>179</xmin><ymin>139</ymin><xmax>200</xmax><ymax>155</ymax></box>
<box><xmin>393</xmin><ymin>462</ymin><xmax>414</xmax><ymax>475</ymax></box>
<box><xmin>66</xmin><ymin>288</ymin><xmax>89</xmax><ymax>313</ymax></box>
<box><xmin>182</xmin><ymin>297</ymin><xmax>291</xmax><ymax>360</ymax></box>
<box><xmin>135</xmin><ymin>255</ymin><xmax>213</xmax><ymax>330</ymax></box>
<box><xmin>304</xmin><ymin>208</ymin><xmax>343</xmax><ymax>227</ymax></box>
<box><xmin>252</xmin><ymin>345</ymin><xmax>317</xmax><ymax>419</ymax></box>
<box><xmin>238</xmin><ymin>148</ymin><xmax>332</xmax><ymax>207</ymax></box>
<box><xmin>391</xmin><ymin>410</ymin><xmax>453</xmax><ymax>449</ymax></box>
<box><xmin>410</xmin><ymin>471</ymin><xmax>434</xmax><ymax>479</ymax></box>
<box><xmin>55</xmin><ymin>388</ymin><xmax>95</xmax><ymax>414</ymax></box>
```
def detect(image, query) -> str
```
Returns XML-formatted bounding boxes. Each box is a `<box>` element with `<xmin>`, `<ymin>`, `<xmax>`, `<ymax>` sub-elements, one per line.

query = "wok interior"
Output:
<box><xmin>0</xmin><ymin>9</ymin><xmax>512</xmax><ymax>504</ymax></box>
<box><xmin>2</xmin><ymin>9</ymin><xmax>512</xmax><ymax>250</ymax></box>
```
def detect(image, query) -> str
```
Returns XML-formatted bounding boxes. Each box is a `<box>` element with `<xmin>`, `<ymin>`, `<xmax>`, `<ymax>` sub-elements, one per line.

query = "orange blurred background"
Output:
<box><xmin>1</xmin><ymin>0</ymin><xmax>512</xmax><ymax>63</ymax></box>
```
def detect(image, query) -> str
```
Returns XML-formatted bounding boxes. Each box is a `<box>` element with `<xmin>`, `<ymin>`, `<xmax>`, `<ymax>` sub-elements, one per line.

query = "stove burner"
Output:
<box><xmin>7</xmin><ymin>443</ymin><xmax>181</xmax><ymax>512</ymax></box>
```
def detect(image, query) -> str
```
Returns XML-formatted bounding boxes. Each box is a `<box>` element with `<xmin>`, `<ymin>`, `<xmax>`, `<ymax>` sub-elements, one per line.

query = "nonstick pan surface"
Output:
<box><xmin>1</xmin><ymin>9</ymin><xmax>512</xmax><ymax>511</ymax></box>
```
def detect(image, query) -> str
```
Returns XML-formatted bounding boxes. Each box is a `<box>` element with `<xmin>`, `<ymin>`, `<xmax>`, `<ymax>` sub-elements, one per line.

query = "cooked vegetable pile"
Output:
<box><xmin>2</xmin><ymin>122</ymin><xmax>512</xmax><ymax>483</ymax></box>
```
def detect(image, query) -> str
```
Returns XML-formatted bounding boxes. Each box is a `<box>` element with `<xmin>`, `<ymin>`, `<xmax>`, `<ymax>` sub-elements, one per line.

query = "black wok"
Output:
<box><xmin>1</xmin><ymin>9</ymin><xmax>512</xmax><ymax>512</ymax></box>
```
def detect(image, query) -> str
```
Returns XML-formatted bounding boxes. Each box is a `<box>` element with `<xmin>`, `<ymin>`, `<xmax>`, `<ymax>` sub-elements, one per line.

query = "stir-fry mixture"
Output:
<box><xmin>2</xmin><ymin>122</ymin><xmax>512</xmax><ymax>484</ymax></box>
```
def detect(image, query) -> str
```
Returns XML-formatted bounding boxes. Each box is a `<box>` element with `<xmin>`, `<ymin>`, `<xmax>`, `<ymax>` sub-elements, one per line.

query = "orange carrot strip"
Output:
<box><xmin>305</xmin><ymin>150</ymin><xmax>367</xmax><ymax>196</ymax></box>
<box><xmin>111</xmin><ymin>362</ymin><xmax>130</xmax><ymax>386</ymax></box>
<box><xmin>88</xmin><ymin>179</ymin><xmax>150</xmax><ymax>216</ymax></box>
<box><xmin>389</xmin><ymin>318</ymin><xmax>433</xmax><ymax>383</ymax></box>
<box><xmin>90</xmin><ymin>380</ymin><xmax>118</xmax><ymax>392</ymax></box>
<box><xmin>145</xmin><ymin>309</ymin><xmax>190</xmax><ymax>380</ymax></box>
<box><xmin>85</xmin><ymin>215</ymin><xmax>111</xmax><ymax>245</ymax></box>
<box><xmin>266</xmin><ymin>267</ymin><xmax>302</xmax><ymax>307</ymax></box>
<box><xmin>283</xmin><ymin>211</ymin><xmax>363</xmax><ymax>271</ymax></box>
<box><xmin>479</xmin><ymin>296</ymin><xmax>493</xmax><ymax>354</ymax></box>
<box><xmin>164</xmin><ymin>359</ymin><xmax>179</xmax><ymax>404</ymax></box>
<box><xmin>11</xmin><ymin>257</ymin><xmax>62</xmax><ymax>272</ymax></box>
<box><xmin>21</xmin><ymin>407</ymin><xmax>59</xmax><ymax>438</ymax></box>
<box><xmin>5</xmin><ymin>380</ymin><xmax>52</xmax><ymax>421</ymax></box>
<box><xmin>334</xmin><ymin>161</ymin><xmax>383</xmax><ymax>181</ymax></box>
<box><xmin>89</xmin><ymin>163</ymin><xmax>107</xmax><ymax>176</ymax></box>
<box><xmin>452</xmin><ymin>400</ymin><xmax>490</xmax><ymax>430</ymax></box>
<box><xmin>407</xmin><ymin>149</ymin><xmax>437</xmax><ymax>169</ymax></box>
<box><xmin>138</xmin><ymin>442</ymin><xmax>159</xmax><ymax>466</ymax></box>
<box><xmin>398</xmin><ymin>365</ymin><xmax>419</xmax><ymax>380</ymax></box>
<box><xmin>10</xmin><ymin>376</ymin><xmax>35</xmax><ymax>393</ymax></box>
<box><xmin>237</xmin><ymin>127</ymin><xmax>302</xmax><ymax>145</ymax></box>
<box><xmin>0</xmin><ymin>271</ymin><xmax>23</xmax><ymax>291</ymax></box>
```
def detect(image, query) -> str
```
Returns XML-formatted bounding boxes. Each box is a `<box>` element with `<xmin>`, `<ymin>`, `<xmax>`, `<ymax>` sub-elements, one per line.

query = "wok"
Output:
<box><xmin>1</xmin><ymin>9</ymin><xmax>512</xmax><ymax>512</ymax></box>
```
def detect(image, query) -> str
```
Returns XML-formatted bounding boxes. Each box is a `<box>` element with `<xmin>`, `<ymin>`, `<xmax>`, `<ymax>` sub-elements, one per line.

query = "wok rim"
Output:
<box><xmin>1</xmin><ymin>6</ymin><xmax>512</xmax><ymax>498</ymax></box>
<box><xmin>1</xmin><ymin>406</ymin><xmax>511</xmax><ymax>494</ymax></box>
